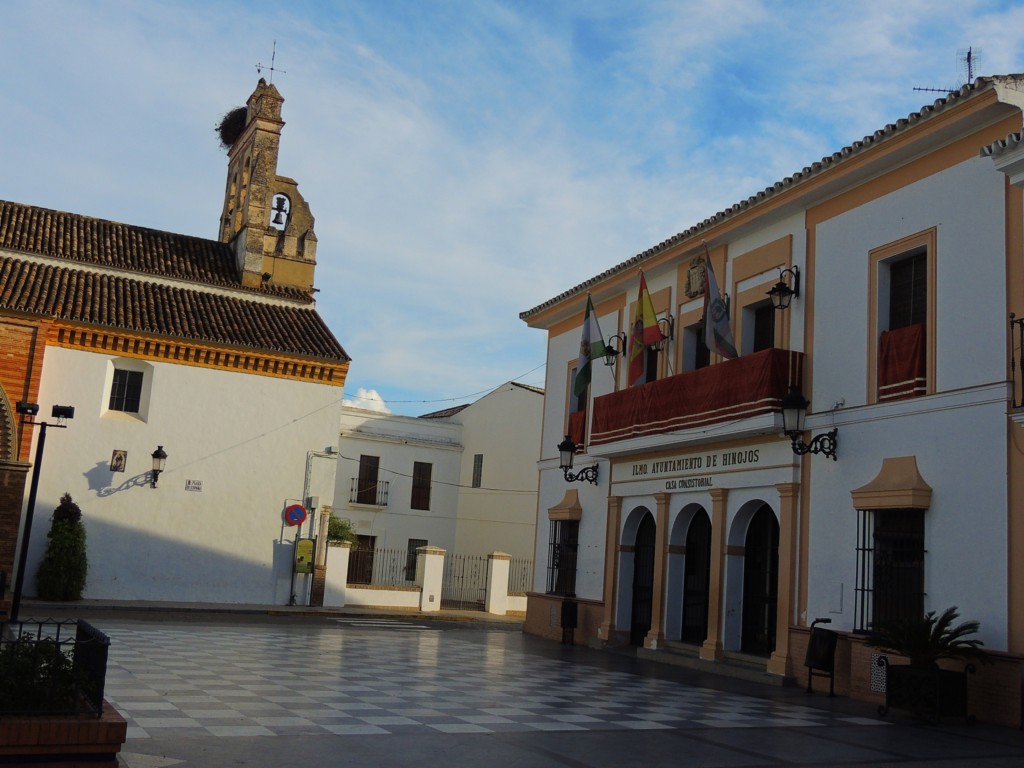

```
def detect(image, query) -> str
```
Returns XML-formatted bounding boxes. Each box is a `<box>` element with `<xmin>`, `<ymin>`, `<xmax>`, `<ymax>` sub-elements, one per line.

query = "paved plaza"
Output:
<box><xmin>28</xmin><ymin>608</ymin><xmax>1024</xmax><ymax>767</ymax></box>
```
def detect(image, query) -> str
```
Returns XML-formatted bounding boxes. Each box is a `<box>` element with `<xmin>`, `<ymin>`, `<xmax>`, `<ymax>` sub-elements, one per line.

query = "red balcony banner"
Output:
<box><xmin>878</xmin><ymin>323</ymin><xmax>926</xmax><ymax>401</ymax></box>
<box><xmin>590</xmin><ymin>348</ymin><xmax>803</xmax><ymax>445</ymax></box>
<box><xmin>568</xmin><ymin>409</ymin><xmax>586</xmax><ymax>446</ymax></box>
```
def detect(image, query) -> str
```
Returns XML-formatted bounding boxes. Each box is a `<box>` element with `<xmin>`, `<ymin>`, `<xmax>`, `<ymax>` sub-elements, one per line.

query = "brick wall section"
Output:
<box><xmin>0</xmin><ymin>318</ymin><xmax>48</xmax><ymax>461</ymax></box>
<box><xmin>0</xmin><ymin>461</ymin><xmax>29</xmax><ymax>618</ymax></box>
<box><xmin>523</xmin><ymin>593</ymin><xmax>605</xmax><ymax>645</ymax></box>
<box><xmin>0</xmin><ymin>701</ymin><xmax>127</xmax><ymax>766</ymax></box>
<box><xmin>788</xmin><ymin>627</ymin><xmax>1022</xmax><ymax>727</ymax></box>
<box><xmin>309</xmin><ymin>565</ymin><xmax>326</xmax><ymax>607</ymax></box>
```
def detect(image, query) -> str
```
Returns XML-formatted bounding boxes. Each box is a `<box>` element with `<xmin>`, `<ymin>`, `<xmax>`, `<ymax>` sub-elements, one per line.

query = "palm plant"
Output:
<box><xmin>867</xmin><ymin>606</ymin><xmax>990</xmax><ymax>668</ymax></box>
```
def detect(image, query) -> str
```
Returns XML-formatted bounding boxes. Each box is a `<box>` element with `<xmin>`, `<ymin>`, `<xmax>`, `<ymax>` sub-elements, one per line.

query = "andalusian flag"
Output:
<box><xmin>703</xmin><ymin>254</ymin><xmax>738</xmax><ymax>359</ymax></box>
<box><xmin>628</xmin><ymin>271</ymin><xmax>662</xmax><ymax>387</ymax></box>
<box><xmin>574</xmin><ymin>295</ymin><xmax>607</xmax><ymax>397</ymax></box>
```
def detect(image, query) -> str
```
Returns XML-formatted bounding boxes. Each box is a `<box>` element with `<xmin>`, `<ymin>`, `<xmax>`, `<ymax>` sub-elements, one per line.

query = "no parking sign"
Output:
<box><xmin>284</xmin><ymin>504</ymin><xmax>307</xmax><ymax>526</ymax></box>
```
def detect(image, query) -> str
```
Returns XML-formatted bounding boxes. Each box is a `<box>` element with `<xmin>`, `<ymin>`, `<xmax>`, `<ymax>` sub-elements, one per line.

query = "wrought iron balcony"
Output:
<box><xmin>348</xmin><ymin>479</ymin><xmax>389</xmax><ymax>507</ymax></box>
<box><xmin>590</xmin><ymin>348</ymin><xmax>804</xmax><ymax>448</ymax></box>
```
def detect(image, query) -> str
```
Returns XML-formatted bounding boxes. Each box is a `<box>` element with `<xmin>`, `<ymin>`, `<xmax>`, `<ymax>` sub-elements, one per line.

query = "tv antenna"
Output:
<box><xmin>255</xmin><ymin>41</ymin><xmax>286</xmax><ymax>84</ymax></box>
<box><xmin>914</xmin><ymin>47</ymin><xmax>979</xmax><ymax>96</ymax></box>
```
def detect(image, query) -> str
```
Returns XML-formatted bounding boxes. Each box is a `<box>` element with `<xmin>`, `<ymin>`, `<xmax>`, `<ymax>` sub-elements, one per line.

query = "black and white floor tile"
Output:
<box><xmin>102</xmin><ymin>621</ymin><xmax>884</xmax><ymax>739</ymax></box>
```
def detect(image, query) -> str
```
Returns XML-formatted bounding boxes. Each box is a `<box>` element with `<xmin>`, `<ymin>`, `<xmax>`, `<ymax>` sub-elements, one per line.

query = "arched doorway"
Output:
<box><xmin>680</xmin><ymin>510</ymin><xmax>712</xmax><ymax>645</ymax></box>
<box><xmin>629</xmin><ymin>513</ymin><xmax>656</xmax><ymax>646</ymax></box>
<box><xmin>741</xmin><ymin>504</ymin><xmax>779</xmax><ymax>656</ymax></box>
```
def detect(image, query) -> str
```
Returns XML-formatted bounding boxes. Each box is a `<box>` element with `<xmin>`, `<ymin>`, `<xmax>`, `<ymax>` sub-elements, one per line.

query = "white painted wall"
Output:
<box><xmin>22</xmin><ymin>346</ymin><xmax>342</xmax><ymax>604</ymax></box>
<box><xmin>804</xmin><ymin>156</ymin><xmax>1012</xmax><ymax>649</ymax></box>
<box><xmin>333</xmin><ymin>408</ymin><xmax>461</xmax><ymax>552</ymax></box>
<box><xmin>451</xmin><ymin>384</ymin><xmax>542</xmax><ymax>560</ymax></box>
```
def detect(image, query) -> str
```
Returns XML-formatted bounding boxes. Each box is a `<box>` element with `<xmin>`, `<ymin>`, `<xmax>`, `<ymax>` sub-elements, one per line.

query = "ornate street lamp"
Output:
<box><xmin>781</xmin><ymin>386</ymin><xmax>838</xmax><ymax>460</ymax></box>
<box><xmin>768</xmin><ymin>266</ymin><xmax>801</xmax><ymax>311</ymax></box>
<box><xmin>151</xmin><ymin>445</ymin><xmax>168</xmax><ymax>488</ymax></box>
<box><xmin>557</xmin><ymin>435</ymin><xmax>598</xmax><ymax>484</ymax></box>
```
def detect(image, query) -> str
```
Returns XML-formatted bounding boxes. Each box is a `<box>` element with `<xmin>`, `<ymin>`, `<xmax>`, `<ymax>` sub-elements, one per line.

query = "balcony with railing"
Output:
<box><xmin>348</xmin><ymin>478</ymin><xmax>389</xmax><ymax>507</ymax></box>
<box><xmin>589</xmin><ymin>348</ymin><xmax>804</xmax><ymax>451</ymax></box>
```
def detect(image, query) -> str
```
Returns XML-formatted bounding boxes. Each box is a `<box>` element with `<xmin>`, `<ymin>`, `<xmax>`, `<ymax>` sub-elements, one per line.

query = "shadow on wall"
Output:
<box><xmin>22</xmin><ymin>514</ymin><xmax>303</xmax><ymax>605</ymax></box>
<box><xmin>83</xmin><ymin>461</ymin><xmax>151</xmax><ymax>496</ymax></box>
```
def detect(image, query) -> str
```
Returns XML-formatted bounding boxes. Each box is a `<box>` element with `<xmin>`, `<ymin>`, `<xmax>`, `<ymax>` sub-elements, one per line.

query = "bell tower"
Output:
<box><xmin>219</xmin><ymin>78</ymin><xmax>318</xmax><ymax>292</ymax></box>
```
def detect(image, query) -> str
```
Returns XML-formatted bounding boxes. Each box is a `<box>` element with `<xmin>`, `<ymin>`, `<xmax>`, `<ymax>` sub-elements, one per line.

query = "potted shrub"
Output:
<box><xmin>327</xmin><ymin>514</ymin><xmax>359</xmax><ymax>545</ymax></box>
<box><xmin>868</xmin><ymin>606</ymin><xmax>990</xmax><ymax>721</ymax></box>
<box><xmin>35</xmin><ymin>494</ymin><xmax>88</xmax><ymax>602</ymax></box>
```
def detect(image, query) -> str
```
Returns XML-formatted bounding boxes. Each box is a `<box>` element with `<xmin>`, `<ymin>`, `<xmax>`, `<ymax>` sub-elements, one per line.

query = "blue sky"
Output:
<box><xmin>3</xmin><ymin>1</ymin><xmax>1024</xmax><ymax>415</ymax></box>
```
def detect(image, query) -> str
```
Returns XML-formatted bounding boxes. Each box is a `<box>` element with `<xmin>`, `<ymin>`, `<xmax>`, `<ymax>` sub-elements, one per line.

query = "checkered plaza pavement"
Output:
<box><xmin>103</xmin><ymin>617</ymin><xmax>884</xmax><ymax>740</ymax></box>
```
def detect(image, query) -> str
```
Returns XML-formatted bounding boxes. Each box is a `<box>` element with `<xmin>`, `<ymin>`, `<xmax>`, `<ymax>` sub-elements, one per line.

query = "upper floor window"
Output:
<box><xmin>411</xmin><ymin>461</ymin><xmax>432</xmax><ymax>510</ymax></box>
<box><xmin>745</xmin><ymin>301</ymin><xmax>776</xmax><ymax>354</ymax></box>
<box><xmin>472</xmin><ymin>454</ymin><xmax>483</xmax><ymax>488</ymax></box>
<box><xmin>103</xmin><ymin>358</ymin><xmax>153</xmax><ymax>421</ymax></box>
<box><xmin>353</xmin><ymin>454</ymin><xmax>383</xmax><ymax>505</ymax></box>
<box><xmin>109</xmin><ymin>369</ymin><xmax>143</xmax><ymax>413</ymax></box>
<box><xmin>682</xmin><ymin>321</ymin><xmax>711</xmax><ymax>372</ymax></box>
<box><xmin>870</xmin><ymin>230</ymin><xmax>935</xmax><ymax>403</ymax></box>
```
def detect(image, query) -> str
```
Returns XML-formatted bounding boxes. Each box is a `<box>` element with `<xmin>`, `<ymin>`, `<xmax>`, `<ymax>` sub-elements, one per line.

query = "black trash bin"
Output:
<box><xmin>805</xmin><ymin>617</ymin><xmax>838</xmax><ymax>696</ymax></box>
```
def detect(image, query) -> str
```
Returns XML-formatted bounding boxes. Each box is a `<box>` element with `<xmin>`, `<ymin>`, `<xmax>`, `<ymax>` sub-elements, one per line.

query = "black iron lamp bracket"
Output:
<box><xmin>789</xmin><ymin>428</ymin><xmax>838</xmax><ymax>461</ymax></box>
<box><xmin>562</xmin><ymin>464</ymin><xmax>599</xmax><ymax>484</ymax></box>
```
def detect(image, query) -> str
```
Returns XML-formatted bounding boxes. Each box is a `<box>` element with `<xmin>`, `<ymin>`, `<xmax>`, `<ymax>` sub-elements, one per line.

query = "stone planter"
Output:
<box><xmin>877</xmin><ymin>656</ymin><xmax>975</xmax><ymax>722</ymax></box>
<box><xmin>0</xmin><ymin>701</ymin><xmax>127</xmax><ymax>766</ymax></box>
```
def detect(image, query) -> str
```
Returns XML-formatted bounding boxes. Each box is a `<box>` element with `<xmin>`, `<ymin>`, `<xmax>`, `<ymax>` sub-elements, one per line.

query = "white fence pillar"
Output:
<box><xmin>323</xmin><ymin>542</ymin><xmax>351</xmax><ymax>607</ymax></box>
<box><xmin>485</xmin><ymin>552</ymin><xmax>512</xmax><ymax>615</ymax></box>
<box><xmin>417</xmin><ymin>546</ymin><xmax>445</xmax><ymax>612</ymax></box>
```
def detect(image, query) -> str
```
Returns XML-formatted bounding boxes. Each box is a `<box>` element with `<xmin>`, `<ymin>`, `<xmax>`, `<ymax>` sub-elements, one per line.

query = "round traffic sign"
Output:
<box><xmin>284</xmin><ymin>504</ymin><xmax>307</xmax><ymax>526</ymax></box>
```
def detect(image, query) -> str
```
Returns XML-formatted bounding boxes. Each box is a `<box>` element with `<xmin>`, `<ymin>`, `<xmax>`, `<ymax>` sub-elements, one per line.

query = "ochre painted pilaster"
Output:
<box><xmin>700</xmin><ymin>488</ymin><xmax>729</xmax><ymax>661</ymax></box>
<box><xmin>598</xmin><ymin>495</ymin><xmax>623</xmax><ymax>643</ymax></box>
<box><xmin>768</xmin><ymin>482</ymin><xmax>799</xmax><ymax>676</ymax></box>
<box><xmin>644</xmin><ymin>493</ymin><xmax>670</xmax><ymax>649</ymax></box>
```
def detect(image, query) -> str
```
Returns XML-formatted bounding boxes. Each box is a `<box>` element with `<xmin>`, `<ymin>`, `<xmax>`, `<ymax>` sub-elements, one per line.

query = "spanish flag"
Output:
<box><xmin>628</xmin><ymin>272</ymin><xmax>661</xmax><ymax>386</ymax></box>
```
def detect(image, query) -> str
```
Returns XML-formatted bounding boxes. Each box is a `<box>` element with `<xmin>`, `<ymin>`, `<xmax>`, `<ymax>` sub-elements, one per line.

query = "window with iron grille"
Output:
<box><xmin>411</xmin><ymin>462</ymin><xmax>432</xmax><ymax>510</ymax></box>
<box><xmin>405</xmin><ymin>538</ymin><xmax>428</xmax><ymax>581</ymax></box>
<box><xmin>109</xmin><ymin>369</ymin><xmax>143</xmax><ymax>413</ymax></box>
<box><xmin>472</xmin><ymin>454</ymin><xmax>483</xmax><ymax>488</ymax></box>
<box><xmin>546</xmin><ymin>519</ymin><xmax>579</xmax><ymax>596</ymax></box>
<box><xmin>854</xmin><ymin>508</ymin><xmax>925</xmax><ymax>631</ymax></box>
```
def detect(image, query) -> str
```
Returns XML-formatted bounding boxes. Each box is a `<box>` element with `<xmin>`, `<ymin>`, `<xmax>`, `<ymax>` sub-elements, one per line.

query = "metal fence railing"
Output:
<box><xmin>441</xmin><ymin>553</ymin><xmax>489</xmax><ymax>610</ymax></box>
<box><xmin>0</xmin><ymin>618</ymin><xmax>110</xmax><ymax>717</ymax></box>
<box><xmin>347</xmin><ymin>546</ymin><xmax>417</xmax><ymax>587</ymax></box>
<box><xmin>508</xmin><ymin>558</ymin><xmax>533</xmax><ymax>594</ymax></box>
<box><xmin>348</xmin><ymin>479</ymin><xmax>390</xmax><ymax>506</ymax></box>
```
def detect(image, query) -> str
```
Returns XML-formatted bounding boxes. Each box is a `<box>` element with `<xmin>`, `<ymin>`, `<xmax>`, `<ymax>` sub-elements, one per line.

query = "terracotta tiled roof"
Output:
<box><xmin>0</xmin><ymin>200</ymin><xmax>307</xmax><ymax>300</ymax></box>
<box><xmin>521</xmin><ymin>75</ymin><xmax>1024</xmax><ymax>321</ymax></box>
<box><xmin>419</xmin><ymin>404</ymin><xmax>470</xmax><ymax>419</ymax></box>
<box><xmin>0</xmin><ymin>255</ymin><xmax>348</xmax><ymax>361</ymax></box>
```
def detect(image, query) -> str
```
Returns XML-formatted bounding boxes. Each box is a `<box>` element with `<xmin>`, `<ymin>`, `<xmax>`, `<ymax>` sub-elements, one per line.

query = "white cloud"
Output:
<box><xmin>2</xmin><ymin>1</ymin><xmax>1023</xmax><ymax>415</ymax></box>
<box><xmin>342</xmin><ymin>388</ymin><xmax>391</xmax><ymax>414</ymax></box>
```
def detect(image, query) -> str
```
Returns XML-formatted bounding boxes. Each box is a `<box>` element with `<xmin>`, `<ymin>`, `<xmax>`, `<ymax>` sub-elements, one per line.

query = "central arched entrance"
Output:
<box><xmin>741</xmin><ymin>504</ymin><xmax>779</xmax><ymax>656</ymax></box>
<box><xmin>629</xmin><ymin>513</ymin><xmax>656</xmax><ymax>646</ymax></box>
<box><xmin>680</xmin><ymin>510</ymin><xmax>712</xmax><ymax>644</ymax></box>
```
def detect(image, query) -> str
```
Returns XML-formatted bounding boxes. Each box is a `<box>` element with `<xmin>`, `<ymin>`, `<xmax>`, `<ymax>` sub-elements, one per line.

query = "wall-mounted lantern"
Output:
<box><xmin>557</xmin><ymin>435</ymin><xmax>598</xmax><ymax>484</ymax></box>
<box><xmin>768</xmin><ymin>266</ymin><xmax>801</xmax><ymax>311</ymax></box>
<box><xmin>781</xmin><ymin>386</ymin><xmax>837</xmax><ymax>460</ymax></box>
<box><xmin>151</xmin><ymin>446</ymin><xmax>168</xmax><ymax>488</ymax></box>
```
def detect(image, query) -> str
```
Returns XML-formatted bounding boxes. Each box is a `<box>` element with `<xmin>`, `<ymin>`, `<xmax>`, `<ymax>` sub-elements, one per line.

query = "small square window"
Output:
<box><xmin>109</xmin><ymin>369</ymin><xmax>144</xmax><ymax>413</ymax></box>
